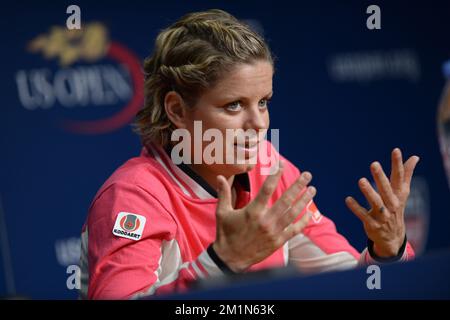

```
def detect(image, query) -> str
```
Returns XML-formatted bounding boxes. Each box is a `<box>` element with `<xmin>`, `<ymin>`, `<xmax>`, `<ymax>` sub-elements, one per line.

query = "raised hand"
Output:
<box><xmin>213</xmin><ymin>162</ymin><xmax>315</xmax><ymax>272</ymax></box>
<box><xmin>345</xmin><ymin>148</ymin><xmax>420</xmax><ymax>257</ymax></box>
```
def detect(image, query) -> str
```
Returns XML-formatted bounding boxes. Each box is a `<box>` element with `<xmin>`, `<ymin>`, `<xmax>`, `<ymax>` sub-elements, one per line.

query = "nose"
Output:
<box><xmin>243</xmin><ymin>104</ymin><xmax>269</xmax><ymax>132</ymax></box>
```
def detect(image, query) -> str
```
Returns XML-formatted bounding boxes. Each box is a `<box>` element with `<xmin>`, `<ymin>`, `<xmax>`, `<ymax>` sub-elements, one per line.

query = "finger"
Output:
<box><xmin>280</xmin><ymin>210</ymin><xmax>312</xmax><ymax>244</ymax></box>
<box><xmin>390</xmin><ymin>148</ymin><xmax>404</xmax><ymax>194</ymax></box>
<box><xmin>270</xmin><ymin>171</ymin><xmax>312</xmax><ymax>217</ymax></box>
<box><xmin>249</xmin><ymin>160</ymin><xmax>284</xmax><ymax>213</ymax></box>
<box><xmin>216</xmin><ymin>175</ymin><xmax>233</xmax><ymax>214</ymax></box>
<box><xmin>404</xmin><ymin>155</ymin><xmax>420</xmax><ymax>186</ymax></box>
<box><xmin>277</xmin><ymin>186</ymin><xmax>316</xmax><ymax>231</ymax></box>
<box><xmin>370</xmin><ymin>162</ymin><xmax>398</xmax><ymax>211</ymax></box>
<box><xmin>345</xmin><ymin>196</ymin><xmax>371</xmax><ymax>223</ymax></box>
<box><xmin>358</xmin><ymin>177</ymin><xmax>388</xmax><ymax>220</ymax></box>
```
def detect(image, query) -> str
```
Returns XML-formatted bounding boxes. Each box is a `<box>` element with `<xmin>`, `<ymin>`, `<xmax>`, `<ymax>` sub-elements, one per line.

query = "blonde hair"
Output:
<box><xmin>134</xmin><ymin>9</ymin><xmax>274</xmax><ymax>148</ymax></box>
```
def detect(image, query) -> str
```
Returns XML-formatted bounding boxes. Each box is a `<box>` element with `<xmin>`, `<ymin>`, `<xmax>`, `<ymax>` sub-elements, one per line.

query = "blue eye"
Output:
<box><xmin>258</xmin><ymin>98</ymin><xmax>270</xmax><ymax>109</ymax></box>
<box><xmin>226</xmin><ymin>101</ymin><xmax>242</xmax><ymax>112</ymax></box>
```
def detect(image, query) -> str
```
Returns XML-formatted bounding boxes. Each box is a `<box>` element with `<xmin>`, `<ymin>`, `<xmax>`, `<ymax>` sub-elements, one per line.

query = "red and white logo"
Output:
<box><xmin>306</xmin><ymin>200</ymin><xmax>322</xmax><ymax>224</ymax></box>
<box><xmin>16</xmin><ymin>22</ymin><xmax>143</xmax><ymax>135</ymax></box>
<box><xmin>113</xmin><ymin>212</ymin><xmax>146</xmax><ymax>241</ymax></box>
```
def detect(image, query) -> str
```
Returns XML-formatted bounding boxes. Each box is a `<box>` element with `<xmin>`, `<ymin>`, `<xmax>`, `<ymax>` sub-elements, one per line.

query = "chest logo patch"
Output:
<box><xmin>307</xmin><ymin>201</ymin><xmax>323</xmax><ymax>223</ymax></box>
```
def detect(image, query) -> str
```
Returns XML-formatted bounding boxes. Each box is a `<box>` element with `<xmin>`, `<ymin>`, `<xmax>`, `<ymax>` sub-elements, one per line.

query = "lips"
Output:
<box><xmin>233</xmin><ymin>139</ymin><xmax>260</xmax><ymax>160</ymax></box>
<box><xmin>234</xmin><ymin>141</ymin><xmax>258</xmax><ymax>148</ymax></box>
<box><xmin>233</xmin><ymin>138</ymin><xmax>259</xmax><ymax>147</ymax></box>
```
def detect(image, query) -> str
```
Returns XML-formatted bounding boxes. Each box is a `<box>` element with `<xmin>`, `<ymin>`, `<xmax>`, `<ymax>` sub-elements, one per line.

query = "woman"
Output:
<box><xmin>80</xmin><ymin>9</ymin><xmax>419</xmax><ymax>299</ymax></box>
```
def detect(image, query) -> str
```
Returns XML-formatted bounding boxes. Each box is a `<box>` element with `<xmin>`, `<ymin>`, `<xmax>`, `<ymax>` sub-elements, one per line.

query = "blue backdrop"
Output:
<box><xmin>1</xmin><ymin>0</ymin><xmax>449</xmax><ymax>299</ymax></box>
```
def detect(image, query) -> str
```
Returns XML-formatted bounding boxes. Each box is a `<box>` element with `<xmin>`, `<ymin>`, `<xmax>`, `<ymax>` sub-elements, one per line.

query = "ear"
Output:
<box><xmin>164</xmin><ymin>91</ymin><xmax>190</xmax><ymax>129</ymax></box>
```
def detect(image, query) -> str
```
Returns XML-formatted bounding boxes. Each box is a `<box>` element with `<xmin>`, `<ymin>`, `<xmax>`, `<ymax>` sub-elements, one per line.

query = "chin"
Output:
<box><xmin>236</xmin><ymin>162</ymin><xmax>257</xmax><ymax>173</ymax></box>
<box><xmin>213</xmin><ymin>162</ymin><xmax>257</xmax><ymax>178</ymax></box>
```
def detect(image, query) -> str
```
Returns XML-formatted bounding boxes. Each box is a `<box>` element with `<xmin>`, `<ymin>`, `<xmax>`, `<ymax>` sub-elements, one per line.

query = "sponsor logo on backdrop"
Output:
<box><xmin>15</xmin><ymin>22</ymin><xmax>143</xmax><ymax>134</ymax></box>
<box><xmin>327</xmin><ymin>49</ymin><xmax>420</xmax><ymax>83</ymax></box>
<box><xmin>55</xmin><ymin>236</ymin><xmax>81</xmax><ymax>267</ymax></box>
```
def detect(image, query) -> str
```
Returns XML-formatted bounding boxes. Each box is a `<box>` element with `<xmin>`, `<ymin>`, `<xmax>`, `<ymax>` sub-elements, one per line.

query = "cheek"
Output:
<box><xmin>191</xmin><ymin>107</ymin><xmax>224</xmax><ymax>127</ymax></box>
<box><xmin>264</xmin><ymin>112</ymin><xmax>270</xmax><ymax>127</ymax></box>
<box><xmin>200</xmin><ymin>114</ymin><xmax>240</xmax><ymax>133</ymax></box>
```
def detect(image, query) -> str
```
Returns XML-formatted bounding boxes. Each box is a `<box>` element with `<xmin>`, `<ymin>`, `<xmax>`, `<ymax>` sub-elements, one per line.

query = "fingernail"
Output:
<box><xmin>303</xmin><ymin>171</ymin><xmax>312</xmax><ymax>181</ymax></box>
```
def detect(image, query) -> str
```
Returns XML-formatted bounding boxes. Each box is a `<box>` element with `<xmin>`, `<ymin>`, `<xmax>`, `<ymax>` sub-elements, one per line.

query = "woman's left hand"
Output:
<box><xmin>345</xmin><ymin>148</ymin><xmax>420</xmax><ymax>257</ymax></box>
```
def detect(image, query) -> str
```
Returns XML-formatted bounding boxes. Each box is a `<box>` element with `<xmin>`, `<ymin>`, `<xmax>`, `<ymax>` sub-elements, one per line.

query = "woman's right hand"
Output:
<box><xmin>212</xmin><ymin>161</ymin><xmax>316</xmax><ymax>272</ymax></box>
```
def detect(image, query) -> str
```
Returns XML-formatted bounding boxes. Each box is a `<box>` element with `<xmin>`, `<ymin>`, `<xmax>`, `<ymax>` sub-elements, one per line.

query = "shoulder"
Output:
<box><xmin>97</xmin><ymin>147</ymin><xmax>175</xmax><ymax>196</ymax></box>
<box><xmin>88</xmin><ymin>148</ymin><xmax>177</xmax><ymax>223</ymax></box>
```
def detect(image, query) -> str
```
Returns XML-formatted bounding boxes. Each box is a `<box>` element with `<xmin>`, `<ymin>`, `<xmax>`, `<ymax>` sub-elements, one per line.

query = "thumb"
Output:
<box><xmin>216</xmin><ymin>175</ymin><xmax>232</xmax><ymax>215</ymax></box>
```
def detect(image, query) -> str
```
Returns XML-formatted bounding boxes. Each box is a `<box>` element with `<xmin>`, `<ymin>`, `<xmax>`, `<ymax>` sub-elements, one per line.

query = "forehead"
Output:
<box><xmin>203</xmin><ymin>60</ymin><xmax>273</xmax><ymax>101</ymax></box>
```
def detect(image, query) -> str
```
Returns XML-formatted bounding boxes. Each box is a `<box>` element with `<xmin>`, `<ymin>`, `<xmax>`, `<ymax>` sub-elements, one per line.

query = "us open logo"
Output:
<box><xmin>15</xmin><ymin>22</ymin><xmax>143</xmax><ymax>135</ymax></box>
<box><xmin>113</xmin><ymin>212</ymin><xmax>146</xmax><ymax>241</ymax></box>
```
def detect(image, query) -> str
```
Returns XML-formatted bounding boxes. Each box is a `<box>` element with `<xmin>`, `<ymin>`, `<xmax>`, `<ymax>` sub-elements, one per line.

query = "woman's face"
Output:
<box><xmin>184</xmin><ymin>60</ymin><xmax>273</xmax><ymax>178</ymax></box>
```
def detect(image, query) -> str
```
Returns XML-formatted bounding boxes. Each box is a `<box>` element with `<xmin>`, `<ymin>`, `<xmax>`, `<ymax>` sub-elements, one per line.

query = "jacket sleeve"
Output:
<box><xmin>81</xmin><ymin>182</ymin><xmax>223</xmax><ymax>299</ymax></box>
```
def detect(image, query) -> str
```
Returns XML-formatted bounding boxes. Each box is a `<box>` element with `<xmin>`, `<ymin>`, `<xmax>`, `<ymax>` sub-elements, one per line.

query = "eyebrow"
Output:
<box><xmin>222</xmin><ymin>91</ymin><xmax>273</xmax><ymax>102</ymax></box>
